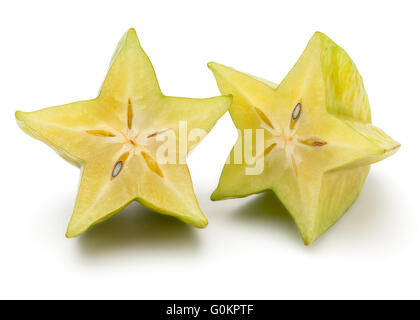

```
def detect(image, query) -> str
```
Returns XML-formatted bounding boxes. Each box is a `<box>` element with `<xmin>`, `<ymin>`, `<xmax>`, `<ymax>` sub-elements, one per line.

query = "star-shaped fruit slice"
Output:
<box><xmin>209</xmin><ymin>32</ymin><xmax>400</xmax><ymax>245</ymax></box>
<box><xmin>16</xmin><ymin>29</ymin><xmax>231</xmax><ymax>237</ymax></box>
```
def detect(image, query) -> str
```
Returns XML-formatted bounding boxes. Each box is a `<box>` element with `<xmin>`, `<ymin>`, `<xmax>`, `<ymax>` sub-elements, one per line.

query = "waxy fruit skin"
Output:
<box><xmin>16</xmin><ymin>29</ymin><xmax>232</xmax><ymax>237</ymax></box>
<box><xmin>209</xmin><ymin>32</ymin><xmax>400</xmax><ymax>245</ymax></box>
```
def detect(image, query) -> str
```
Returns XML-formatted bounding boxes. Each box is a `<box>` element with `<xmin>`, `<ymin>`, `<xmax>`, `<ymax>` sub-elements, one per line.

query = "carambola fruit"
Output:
<box><xmin>15</xmin><ymin>29</ymin><xmax>231</xmax><ymax>237</ymax></box>
<box><xmin>209</xmin><ymin>32</ymin><xmax>400</xmax><ymax>245</ymax></box>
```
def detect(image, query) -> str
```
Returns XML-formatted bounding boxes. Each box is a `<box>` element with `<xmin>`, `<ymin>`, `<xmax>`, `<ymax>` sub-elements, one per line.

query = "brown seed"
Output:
<box><xmin>292</xmin><ymin>103</ymin><xmax>301</xmax><ymax>120</ymax></box>
<box><xmin>111</xmin><ymin>152</ymin><xmax>130</xmax><ymax>179</ymax></box>
<box><xmin>112</xmin><ymin>161</ymin><xmax>123</xmax><ymax>177</ymax></box>
<box><xmin>298</xmin><ymin>137</ymin><xmax>327</xmax><ymax>147</ymax></box>
<box><xmin>290</xmin><ymin>102</ymin><xmax>302</xmax><ymax>130</ymax></box>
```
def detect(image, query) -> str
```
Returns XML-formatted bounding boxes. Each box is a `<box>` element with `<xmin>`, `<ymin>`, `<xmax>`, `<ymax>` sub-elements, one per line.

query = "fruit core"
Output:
<box><xmin>256</xmin><ymin>102</ymin><xmax>327</xmax><ymax>176</ymax></box>
<box><xmin>85</xmin><ymin>98</ymin><xmax>168</xmax><ymax>179</ymax></box>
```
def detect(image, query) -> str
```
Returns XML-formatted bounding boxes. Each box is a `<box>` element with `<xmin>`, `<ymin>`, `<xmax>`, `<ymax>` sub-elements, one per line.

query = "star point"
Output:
<box><xmin>16</xmin><ymin>29</ymin><xmax>230</xmax><ymax>236</ymax></box>
<box><xmin>209</xmin><ymin>32</ymin><xmax>399</xmax><ymax>244</ymax></box>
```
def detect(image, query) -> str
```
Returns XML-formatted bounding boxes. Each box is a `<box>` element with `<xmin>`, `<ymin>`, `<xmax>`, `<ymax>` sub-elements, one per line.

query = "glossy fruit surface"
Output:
<box><xmin>16</xmin><ymin>29</ymin><xmax>231</xmax><ymax>237</ymax></box>
<box><xmin>209</xmin><ymin>32</ymin><xmax>400</xmax><ymax>244</ymax></box>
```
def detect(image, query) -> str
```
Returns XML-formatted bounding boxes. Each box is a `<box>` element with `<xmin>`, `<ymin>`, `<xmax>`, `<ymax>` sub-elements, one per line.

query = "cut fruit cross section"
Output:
<box><xmin>208</xmin><ymin>32</ymin><xmax>400</xmax><ymax>245</ymax></box>
<box><xmin>16</xmin><ymin>28</ymin><xmax>232</xmax><ymax>237</ymax></box>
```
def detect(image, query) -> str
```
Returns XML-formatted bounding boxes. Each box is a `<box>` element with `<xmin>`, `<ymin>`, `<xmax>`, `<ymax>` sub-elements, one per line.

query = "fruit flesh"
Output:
<box><xmin>209</xmin><ymin>32</ymin><xmax>400</xmax><ymax>245</ymax></box>
<box><xmin>16</xmin><ymin>29</ymin><xmax>231</xmax><ymax>237</ymax></box>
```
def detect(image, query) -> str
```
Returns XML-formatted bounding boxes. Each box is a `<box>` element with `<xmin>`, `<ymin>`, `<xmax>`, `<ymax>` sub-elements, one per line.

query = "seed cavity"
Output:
<box><xmin>141</xmin><ymin>151</ymin><xmax>164</xmax><ymax>178</ymax></box>
<box><xmin>264</xmin><ymin>143</ymin><xmax>277</xmax><ymax>156</ymax></box>
<box><xmin>112</xmin><ymin>161</ymin><xmax>123</xmax><ymax>178</ymax></box>
<box><xmin>290</xmin><ymin>102</ymin><xmax>302</xmax><ymax>130</ymax></box>
<box><xmin>254</xmin><ymin>107</ymin><xmax>274</xmax><ymax>129</ymax></box>
<box><xmin>111</xmin><ymin>152</ymin><xmax>130</xmax><ymax>179</ymax></box>
<box><xmin>298</xmin><ymin>137</ymin><xmax>327</xmax><ymax>147</ymax></box>
<box><xmin>292</xmin><ymin>103</ymin><xmax>301</xmax><ymax>120</ymax></box>
<box><xmin>147</xmin><ymin>128</ymin><xmax>169</xmax><ymax>138</ymax></box>
<box><xmin>86</xmin><ymin>130</ymin><xmax>116</xmax><ymax>137</ymax></box>
<box><xmin>291</xmin><ymin>155</ymin><xmax>298</xmax><ymax>176</ymax></box>
<box><xmin>127</xmin><ymin>98</ymin><xmax>133</xmax><ymax>130</ymax></box>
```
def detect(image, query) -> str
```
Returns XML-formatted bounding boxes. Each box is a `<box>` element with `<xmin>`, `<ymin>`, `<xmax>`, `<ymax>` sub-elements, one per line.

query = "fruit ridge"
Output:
<box><xmin>209</xmin><ymin>32</ymin><xmax>400</xmax><ymax>245</ymax></box>
<box><xmin>16</xmin><ymin>29</ymin><xmax>232</xmax><ymax>237</ymax></box>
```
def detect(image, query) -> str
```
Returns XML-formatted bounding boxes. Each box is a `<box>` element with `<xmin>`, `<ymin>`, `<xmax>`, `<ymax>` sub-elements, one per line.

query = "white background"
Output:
<box><xmin>0</xmin><ymin>0</ymin><xmax>418</xmax><ymax>299</ymax></box>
